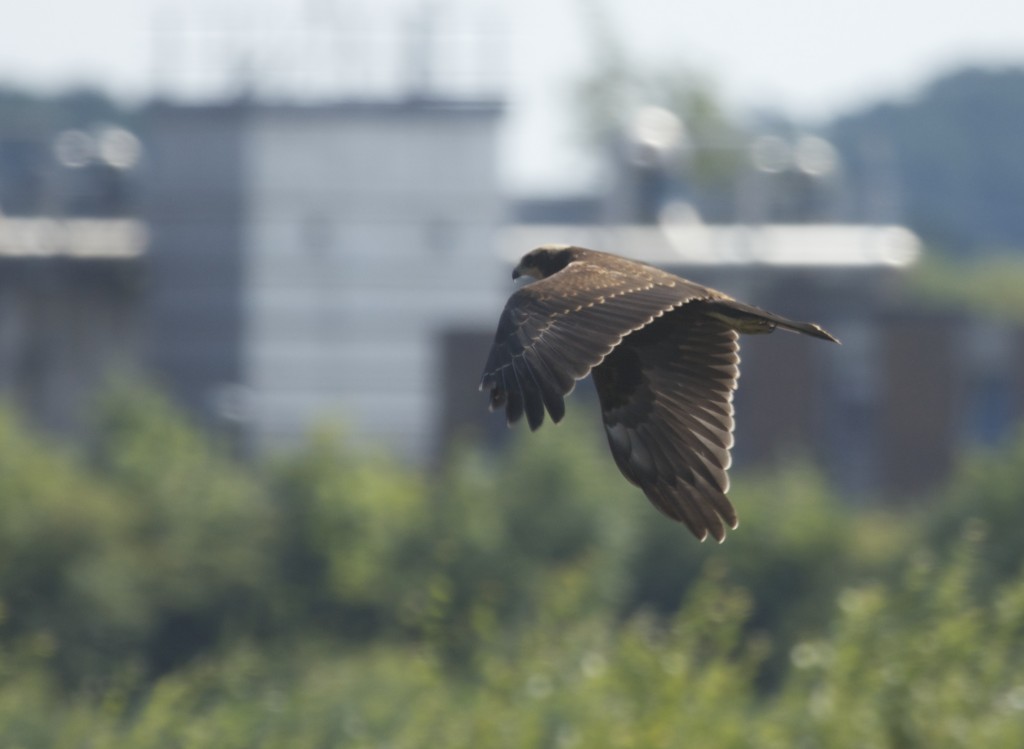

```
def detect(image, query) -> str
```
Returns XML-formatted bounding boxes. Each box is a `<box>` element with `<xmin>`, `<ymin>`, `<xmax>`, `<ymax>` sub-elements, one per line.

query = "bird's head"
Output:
<box><xmin>513</xmin><ymin>244</ymin><xmax>581</xmax><ymax>281</ymax></box>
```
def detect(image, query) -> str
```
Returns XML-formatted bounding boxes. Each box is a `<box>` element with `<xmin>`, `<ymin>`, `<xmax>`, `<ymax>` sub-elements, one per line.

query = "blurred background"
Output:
<box><xmin>4</xmin><ymin>0</ymin><xmax>1024</xmax><ymax>745</ymax></box>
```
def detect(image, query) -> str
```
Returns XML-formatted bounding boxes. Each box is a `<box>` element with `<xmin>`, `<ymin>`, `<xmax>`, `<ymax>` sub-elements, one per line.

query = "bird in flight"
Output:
<box><xmin>480</xmin><ymin>245</ymin><xmax>839</xmax><ymax>543</ymax></box>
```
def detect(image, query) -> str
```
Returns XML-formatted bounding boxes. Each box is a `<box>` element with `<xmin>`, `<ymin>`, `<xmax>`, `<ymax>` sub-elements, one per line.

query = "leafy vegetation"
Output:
<box><xmin>909</xmin><ymin>254</ymin><xmax>1024</xmax><ymax>324</ymax></box>
<box><xmin>1</xmin><ymin>386</ymin><xmax>1023</xmax><ymax>746</ymax></box>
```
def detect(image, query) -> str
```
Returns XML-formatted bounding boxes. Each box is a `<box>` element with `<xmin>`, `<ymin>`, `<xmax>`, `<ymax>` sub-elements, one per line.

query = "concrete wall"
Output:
<box><xmin>241</xmin><ymin>103</ymin><xmax>506</xmax><ymax>458</ymax></box>
<box><xmin>0</xmin><ymin>257</ymin><xmax>143</xmax><ymax>435</ymax></box>
<box><xmin>143</xmin><ymin>105</ymin><xmax>248</xmax><ymax>422</ymax></box>
<box><xmin>144</xmin><ymin>101</ymin><xmax>507</xmax><ymax>460</ymax></box>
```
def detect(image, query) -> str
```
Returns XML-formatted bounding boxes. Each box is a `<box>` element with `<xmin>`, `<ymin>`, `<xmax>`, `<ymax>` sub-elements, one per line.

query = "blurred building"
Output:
<box><xmin>3</xmin><ymin>90</ymin><xmax>1024</xmax><ymax>504</ymax></box>
<box><xmin>143</xmin><ymin>98</ymin><xmax>507</xmax><ymax>459</ymax></box>
<box><xmin>0</xmin><ymin>218</ymin><xmax>147</xmax><ymax>435</ymax></box>
<box><xmin>0</xmin><ymin>125</ymin><xmax>142</xmax><ymax>217</ymax></box>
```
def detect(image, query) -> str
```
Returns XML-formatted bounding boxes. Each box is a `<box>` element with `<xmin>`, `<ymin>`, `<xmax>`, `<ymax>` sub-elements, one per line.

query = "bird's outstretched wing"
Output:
<box><xmin>591</xmin><ymin>305</ymin><xmax>739</xmax><ymax>542</ymax></box>
<box><xmin>479</xmin><ymin>260</ymin><xmax>714</xmax><ymax>431</ymax></box>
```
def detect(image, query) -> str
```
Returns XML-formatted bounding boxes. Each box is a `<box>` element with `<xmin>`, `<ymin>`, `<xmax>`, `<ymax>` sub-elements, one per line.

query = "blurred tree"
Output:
<box><xmin>926</xmin><ymin>426</ymin><xmax>1024</xmax><ymax>588</ymax></box>
<box><xmin>5</xmin><ymin>382</ymin><xmax>1024</xmax><ymax>745</ymax></box>
<box><xmin>89</xmin><ymin>386</ymin><xmax>277</xmax><ymax>676</ymax></box>
<box><xmin>574</xmin><ymin>0</ymin><xmax>748</xmax><ymax>220</ymax></box>
<box><xmin>7</xmin><ymin>532</ymin><xmax>1024</xmax><ymax>748</ymax></box>
<box><xmin>909</xmin><ymin>253</ymin><xmax>1024</xmax><ymax>323</ymax></box>
<box><xmin>422</xmin><ymin>415</ymin><xmax>642</xmax><ymax>666</ymax></box>
<box><xmin>0</xmin><ymin>406</ymin><xmax>134</xmax><ymax>684</ymax></box>
<box><xmin>268</xmin><ymin>428</ymin><xmax>431</xmax><ymax>640</ymax></box>
<box><xmin>622</xmin><ymin>460</ymin><xmax>909</xmax><ymax>687</ymax></box>
<box><xmin>0</xmin><ymin>85</ymin><xmax>134</xmax><ymax>136</ymax></box>
<box><xmin>828</xmin><ymin>67</ymin><xmax>1024</xmax><ymax>252</ymax></box>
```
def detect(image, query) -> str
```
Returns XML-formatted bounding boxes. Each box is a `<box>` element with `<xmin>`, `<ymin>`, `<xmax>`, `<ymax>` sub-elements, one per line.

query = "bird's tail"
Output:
<box><xmin>703</xmin><ymin>301</ymin><xmax>840</xmax><ymax>344</ymax></box>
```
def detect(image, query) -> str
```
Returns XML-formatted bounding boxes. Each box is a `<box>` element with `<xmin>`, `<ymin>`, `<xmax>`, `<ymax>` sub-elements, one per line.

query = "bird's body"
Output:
<box><xmin>479</xmin><ymin>245</ymin><xmax>839</xmax><ymax>543</ymax></box>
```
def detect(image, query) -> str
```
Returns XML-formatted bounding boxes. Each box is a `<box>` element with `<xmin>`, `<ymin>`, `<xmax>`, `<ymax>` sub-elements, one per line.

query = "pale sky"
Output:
<box><xmin>2</xmin><ymin>0</ymin><xmax>1024</xmax><ymax>193</ymax></box>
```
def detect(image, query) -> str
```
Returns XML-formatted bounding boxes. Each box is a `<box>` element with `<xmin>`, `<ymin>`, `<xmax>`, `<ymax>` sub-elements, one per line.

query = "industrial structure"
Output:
<box><xmin>144</xmin><ymin>98</ymin><xmax>506</xmax><ymax>459</ymax></box>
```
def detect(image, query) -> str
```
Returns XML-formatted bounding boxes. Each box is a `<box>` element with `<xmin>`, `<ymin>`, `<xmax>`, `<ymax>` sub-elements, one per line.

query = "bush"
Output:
<box><xmin>926</xmin><ymin>426</ymin><xmax>1024</xmax><ymax>588</ymax></box>
<box><xmin>0</xmin><ymin>405</ymin><xmax>137</xmax><ymax>683</ymax></box>
<box><xmin>4</xmin><ymin>533</ymin><xmax>1024</xmax><ymax>747</ymax></box>
<box><xmin>418</xmin><ymin>417</ymin><xmax>643</xmax><ymax>666</ymax></box>
<box><xmin>3</xmin><ymin>385</ymin><xmax>1024</xmax><ymax>745</ymax></box>
<box><xmin>268</xmin><ymin>427</ymin><xmax>431</xmax><ymax>639</ymax></box>
<box><xmin>768</xmin><ymin>526</ymin><xmax>1024</xmax><ymax>747</ymax></box>
<box><xmin>90</xmin><ymin>386</ymin><xmax>278</xmax><ymax>675</ymax></box>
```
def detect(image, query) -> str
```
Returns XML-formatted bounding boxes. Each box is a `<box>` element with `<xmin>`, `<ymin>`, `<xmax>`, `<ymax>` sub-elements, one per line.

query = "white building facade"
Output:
<box><xmin>145</xmin><ymin>99</ymin><xmax>507</xmax><ymax>460</ymax></box>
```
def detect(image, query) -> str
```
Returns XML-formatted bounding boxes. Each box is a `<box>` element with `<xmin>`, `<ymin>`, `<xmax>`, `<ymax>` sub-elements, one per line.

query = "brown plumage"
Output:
<box><xmin>479</xmin><ymin>245</ymin><xmax>839</xmax><ymax>543</ymax></box>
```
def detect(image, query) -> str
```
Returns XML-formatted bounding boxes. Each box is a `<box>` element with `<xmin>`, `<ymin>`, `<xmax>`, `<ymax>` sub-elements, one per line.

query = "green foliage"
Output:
<box><xmin>622</xmin><ymin>461</ymin><xmax>910</xmax><ymax>687</ymax></box>
<box><xmin>909</xmin><ymin>254</ymin><xmax>1024</xmax><ymax>324</ymax></box>
<box><xmin>269</xmin><ymin>428</ymin><xmax>431</xmax><ymax>639</ymax></box>
<box><xmin>420</xmin><ymin>418</ymin><xmax>642</xmax><ymax>665</ymax></box>
<box><xmin>2</xmin><ymin>385</ymin><xmax>1024</xmax><ymax>745</ymax></box>
<box><xmin>0</xmin><ymin>405</ymin><xmax>136</xmax><ymax>682</ymax></box>
<box><xmin>4</xmin><ymin>539</ymin><xmax>1024</xmax><ymax>748</ymax></box>
<box><xmin>90</xmin><ymin>386</ymin><xmax>277</xmax><ymax>674</ymax></box>
<box><xmin>926</xmin><ymin>425</ymin><xmax>1024</xmax><ymax>586</ymax></box>
<box><xmin>769</xmin><ymin>529</ymin><xmax>1024</xmax><ymax>747</ymax></box>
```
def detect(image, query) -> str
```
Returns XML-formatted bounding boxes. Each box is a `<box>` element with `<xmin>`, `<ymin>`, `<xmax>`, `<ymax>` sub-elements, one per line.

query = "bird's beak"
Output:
<box><xmin>512</xmin><ymin>264</ymin><xmax>522</xmax><ymax>281</ymax></box>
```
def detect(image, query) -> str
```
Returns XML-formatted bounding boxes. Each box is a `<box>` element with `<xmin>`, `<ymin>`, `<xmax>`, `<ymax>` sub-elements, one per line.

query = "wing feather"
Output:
<box><xmin>480</xmin><ymin>259</ymin><xmax>715</xmax><ymax>430</ymax></box>
<box><xmin>522</xmin><ymin>347</ymin><xmax>567</xmax><ymax>423</ymax></box>
<box><xmin>592</xmin><ymin>305</ymin><xmax>740</xmax><ymax>542</ymax></box>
